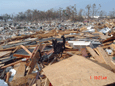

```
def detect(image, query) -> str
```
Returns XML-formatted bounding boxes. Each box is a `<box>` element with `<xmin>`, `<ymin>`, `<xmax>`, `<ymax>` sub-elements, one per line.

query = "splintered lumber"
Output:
<box><xmin>38</xmin><ymin>33</ymin><xmax>56</xmax><ymax>38</ymax></box>
<box><xmin>43</xmin><ymin>55</ymin><xmax>115</xmax><ymax>86</ymax></box>
<box><xmin>6</xmin><ymin>72</ymin><xmax>11</xmax><ymax>83</ymax></box>
<box><xmin>102</xmin><ymin>36</ymin><xmax>115</xmax><ymax>43</ymax></box>
<box><xmin>44</xmin><ymin>78</ymin><xmax>50</xmax><ymax>86</ymax></box>
<box><xmin>0</xmin><ymin>43</ymin><xmax>51</xmax><ymax>52</ymax></box>
<box><xmin>0</xmin><ymin>56</ymin><xmax>10</xmax><ymax>60</ymax></box>
<box><xmin>13</xmin><ymin>62</ymin><xmax>26</xmax><ymax>80</ymax></box>
<box><xmin>97</xmin><ymin>47</ymin><xmax>115</xmax><ymax>71</ymax></box>
<box><xmin>9</xmin><ymin>73</ymin><xmax>37</xmax><ymax>86</ymax></box>
<box><xmin>79</xmin><ymin>27</ymin><xmax>87</xmax><ymax>31</ymax></box>
<box><xmin>1</xmin><ymin>59</ymin><xmax>23</xmax><ymax>69</ymax></box>
<box><xmin>59</xmin><ymin>31</ymin><xmax>78</xmax><ymax>35</ymax></box>
<box><xmin>12</xmin><ymin>46</ymin><xmax>19</xmax><ymax>53</ymax></box>
<box><xmin>0</xmin><ymin>51</ymin><xmax>12</xmax><ymax>58</ymax></box>
<box><xmin>101</xmin><ymin>41</ymin><xmax>112</xmax><ymax>46</ymax></box>
<box><xmin>0</xmin><ymin>47</ymin><xmax>16</xmax><ymax>51</ymax></box>
<box><xmin>40</xmin><ymin>44</ymin><xmax>46</xmax><ymax>52</ymax></box>
<box><xmin>99</xmin><ymin>32</ymin><xmax>108</xmax><ymax>40</ymax></box>
<box><xmin>13</xmin><ymin>54</ymin><xmax>30</xmax><ymax>58</ymax></box>
<box><xmin>26</xmin><ymin>44</ymin><xmax>42</xmax><ymax>75</ymax></box>
<box><xmin>110</xmin><ymin>43</ymin><xmax>115</xmax><ymax>51</ymax></box>
<box><xmin>20</xmin><ymin>45</ymin><xmax>32</xmax><ymax>56</ymax></box>
<box><xmin>7</xmin><ymin>40</ymin><xmax>22</xmax><ymax>45</ymax></box>
<box><xmin>36</xmin><ymin>79</ymin><xmax>41</xmax><ymax>86</ymax></box>
<box><xmin>64</xmin><ymin>51</ymin><xmax>81</xmax><ymax>55</ymax></box>
<box><xmin>65</xmin><ymin>43</ymin><xmax>73</xmax><ymax>49</ymax></box>
<box><xmin>102</xmin><ymin>45</ymin><xmax>110</xmax><ymax>49</ymax></box>
<box><xmin>86</xmin><ymin>47</ymin><xmax>104</xmax><ymax>63</ymax></box>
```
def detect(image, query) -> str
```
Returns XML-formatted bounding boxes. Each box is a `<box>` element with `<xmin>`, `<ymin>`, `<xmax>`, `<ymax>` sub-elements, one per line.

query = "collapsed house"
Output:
<box><xmin>0</xmin><ymin>19</ymin><xmax>115</xmax><ymax>86</ymax></box>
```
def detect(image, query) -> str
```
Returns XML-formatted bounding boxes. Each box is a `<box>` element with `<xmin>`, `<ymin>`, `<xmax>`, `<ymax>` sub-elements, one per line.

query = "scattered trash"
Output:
<box><xmin>0</xmin><ymin>20</ymin><xmax>115</xmax><ymax>86</ymax></box>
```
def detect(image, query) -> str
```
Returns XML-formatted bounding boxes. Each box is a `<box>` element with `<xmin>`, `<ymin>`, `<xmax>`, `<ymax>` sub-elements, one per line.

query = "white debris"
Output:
<box><xmin>100</xmin><ymin>28</ymin><xmax>111</xmax><ymax>34</ymax></box>
<box><xmin>0</xmin><ymin>79</ymin><xmax>8</xmax><ymax>86</ymax></box>
<box><xmin>105</xmin><ymin>49</ymin><xmax>113</xmax><ymax>55</ymax></box>
<box><xmin>9</xmin><ymin>69</ymin><xmax>16</xmax><ymax>77</ymax></box>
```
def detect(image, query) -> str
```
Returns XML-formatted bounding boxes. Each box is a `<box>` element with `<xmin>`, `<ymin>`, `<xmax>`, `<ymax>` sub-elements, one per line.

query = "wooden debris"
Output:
<box><xmin>1</xmin><ymin>21</ymin><xmax>115</xmax><ymax>86</ymax></box>
<box><xmin>97</xmin><ymin>47</ymin><xmax>115</xmax><ymax>71</ymax></box>
<box><xmin>86</xmin><ymin>47</ymin><xmax>104</xmax><ymax>63</ymax></box>
<box><xmin>9</xmin><ymin>73</ymin><xmax>37</xmax><ymax>86</ymax></box>
<box><xmin>20</xmin><ymin>45</ymin><xmax>32</xmax><ymax>56</ymax></box>
<box><xmin>13</xmin><ymin>62</ymin><xmax>26</xmax><ymax>80</ymax></box>
<box><xmin>0</xmin><ymin>51</ymin><xmax>12</xmax><ymax>58</ymax></box>
<box><xmin>43</xmin><ymin>55</ymin><xmax>115</xmax><ymax>86</ymax></box>
<box><xmin>6</xmin><ymin>72</ymin><xmax>11</xmax><ymax>83</ymax></box>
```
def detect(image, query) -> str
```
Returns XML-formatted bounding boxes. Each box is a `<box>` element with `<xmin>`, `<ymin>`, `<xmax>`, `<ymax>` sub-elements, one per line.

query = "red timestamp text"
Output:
<box><xmin>90</xmin><ymin>76</ymin><xmax>107</xmax><ymax>80</ymax></box>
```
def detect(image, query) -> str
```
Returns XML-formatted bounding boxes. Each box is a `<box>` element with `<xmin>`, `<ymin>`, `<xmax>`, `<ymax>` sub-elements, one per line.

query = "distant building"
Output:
<box><xmin>90</xmin><ymin>16</ymin><xmax>100</xmax><ymax>19</ymax></box>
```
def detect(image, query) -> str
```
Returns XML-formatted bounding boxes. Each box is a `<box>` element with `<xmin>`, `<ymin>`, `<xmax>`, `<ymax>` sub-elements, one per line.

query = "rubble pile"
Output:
<box><xmin>0</xmin><ymin>19</ymin><xmax>115</xmax><ymax>86</ymax></box>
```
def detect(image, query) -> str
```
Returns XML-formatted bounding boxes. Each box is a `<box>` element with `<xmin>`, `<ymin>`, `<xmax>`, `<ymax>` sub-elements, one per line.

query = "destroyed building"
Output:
<box><xmin>0</xmin><ymin>19</ymin><xmax>115</xmax><ymax>86</ymax></box>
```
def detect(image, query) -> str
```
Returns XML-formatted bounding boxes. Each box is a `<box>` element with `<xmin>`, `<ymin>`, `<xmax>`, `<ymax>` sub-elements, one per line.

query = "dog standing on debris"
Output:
<box><xmin>52</xmin><ymin>35</ymin><xmax>66</xmax><ymax>56</ymax></box>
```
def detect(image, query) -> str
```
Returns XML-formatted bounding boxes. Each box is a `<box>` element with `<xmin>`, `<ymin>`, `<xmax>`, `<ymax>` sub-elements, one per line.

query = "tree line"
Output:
<box><xmin>1</xmin><ymin>4</ymin><xmax>115</xmax><ymax>22</ymax></box>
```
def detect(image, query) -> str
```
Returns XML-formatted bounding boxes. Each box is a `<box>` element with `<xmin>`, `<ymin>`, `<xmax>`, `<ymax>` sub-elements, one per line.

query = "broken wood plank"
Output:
<box><xmin>0</xmin><ymin>56</ymin><xmax>10</xmax><ymax>61</ymax></box>
<box><xmin>20</xmin><ymin>45</ymin><xmax>32</xmax><ymax>56</ymax></box>
<box><xmin>102</xmin><ymin>45</ymin><xmax>110</xmax><ymax>49</ymax></box>
<box><xmin>110</xmin><ymin>43</ymin><xmax>115</xmax><ymax>51</ymax></box>
<box><xmin>36</xmin><ymin>79</ymin><xmax>41</xmax><ymax>86</ymax></box>
<box><xmin>64</xmin><ymin>51</ymin><xmax>81</xmax><ymax>55</ymax></box>
<box><xmin>43</xmin><ymin>55</ymin><xmax>115</xmax><ymax>86</ymax></box>
<box><xmin>59</xmin><ymin>31</ymin><xmax>78</xmax><ymax>35</ymax></box>
<box><xmin>6</xmin><ymin>72</ymin><xmax>11</xmax><ymax>83</ymax></box>
<box><xmin>12</xmin><ymin>46</ymin><xmax>19</xmax><ymax>53</ymax></box>
<box><xmin>26</xmin><ymin>44</ymin><xmax>42</xmax><ymax>75</ymax></box>
<box><xmin>65</xmin><ymin>44</ymin><xmax>73</xmax><ymax>49</ymax></box>
<box><xmin>13</xmin><ymin>62</ymin><xmax>26</xmax><ymax>80</ymax></box>
<box><xmin>86</xmin><ymin>47</ymin><xmax>104</xmax><ymax>63</ymax></box>
<box><xmin>44</xmin><ymin>78</ymin><xmax>50</xmax><ymax>86</ymax></box>
<box><xmin>97</xmin><ymin>47</ymin><xmax>115</xmax><ymax>71</ymax></box>
<box><xmin>1</xmin><ymin>59</ymin><xmax>25</xmax><ymax>69</ymax></box>
<box><xmin>0</xmin><ymin>51</ymin><xmax>12</xmax><ymax>58</ymax></box>
<box><xmin>9</xmin><ymin>73</ymin><xmax>37</xmax><ymax>86</ymax></box>
<box><xmin>13</xmin><ymin>54</ymin><xmax>30</xmax><ymax>58</ymax></box>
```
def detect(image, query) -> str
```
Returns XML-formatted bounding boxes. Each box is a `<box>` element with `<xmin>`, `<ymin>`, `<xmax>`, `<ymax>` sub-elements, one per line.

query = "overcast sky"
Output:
<box><xmin>0</xmin><ymin>0</ymin><xmax>115</xmax><ymax>15</ymax></box>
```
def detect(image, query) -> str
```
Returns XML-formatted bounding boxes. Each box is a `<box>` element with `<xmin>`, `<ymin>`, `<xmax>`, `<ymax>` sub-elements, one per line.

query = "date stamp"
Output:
<box><xmin>90</xmin><ymin>76</ymin><xmax>107</xmax><ymax>80</ymax></box>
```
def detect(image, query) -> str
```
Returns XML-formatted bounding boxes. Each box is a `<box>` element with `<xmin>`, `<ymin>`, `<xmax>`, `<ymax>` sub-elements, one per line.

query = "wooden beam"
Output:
<box><xmin>12</xmin><ymin>46</ymin><xmax>19</xmax><ymax>53</ymax></box>
<box><xmin>26</xmin><ymin>44</ymin><xmax>42</xmax><ymax>75</ymax></box>
<box><xmin>44</xmin><ymin>78</ymin><xmax>50</xmax><ymax>86</ymax></box>
<box><xmin>0</xmin><ymin>51</ymin><xmax>12</xmax><ymax>58</ymax></box>
<box><xmin>86</xmin><ymin>47</ymin><xmax>104</xmax><ymax>63</ymax></box>
<box><xmin>13</xmin><ymin>54</ymin><xmax>30</xmax><ymax>58</ymax></box>
<box><xmin>110</xmin><ymin>44</ymin><xmax>115</xmax><ymax>51</ymax></box>
<box><xmin>97</xmin><ymin>47</ymin><xmax>115</xmax><ymax>71</ymax></box>
<box><xmin>6</xmin><ymin>72</ymin><xmax>11</xmax><ymax>83</ymax></box>
<box><xmin>20</xmin><ymin>45</ymin><xmax>32</xmax><ymax>56</ymax></box>
<box><xmin>102</xmin><ymin>45</ymin><xmax>110</xmax><ymax>49</ymax></box>
<box><xmin>1</xmin><ymin>59</ymin><xmax>23</xmax><ymax>69</ymax></box>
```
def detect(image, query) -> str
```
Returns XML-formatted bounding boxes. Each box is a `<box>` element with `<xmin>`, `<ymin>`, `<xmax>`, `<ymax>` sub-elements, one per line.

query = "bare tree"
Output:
<box><xmin>85</xmin><ymin>4</ymin><xmax>91</xmax><ymax>19</ymax></box>
<box><xmin>92</xmin><ymin>4</ymin><xmax>96</xmax><ymax>16</ymax></box>
<box><xmin>78</xmin><ymin>9</ymin><xmax>83</xmax><ymax>17</ymax></box>
<box><xmin>109</xmin><ymin>8</ymin><xmax>115</xmax><ymax>18</ymax></box>
<box><xmin>25</xmin><ymin>9</ymin><xmax>33</xmax><ymax>21</ymax></box>
<box><xmin>92</xmin><ymin>4</ymin><xmax>101</xmax><ymax>16</ymax></box>
<box><xmin>99</xmin><ymin>10</ymin><xmax>106</xmax><ymax>17</ymax></box>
